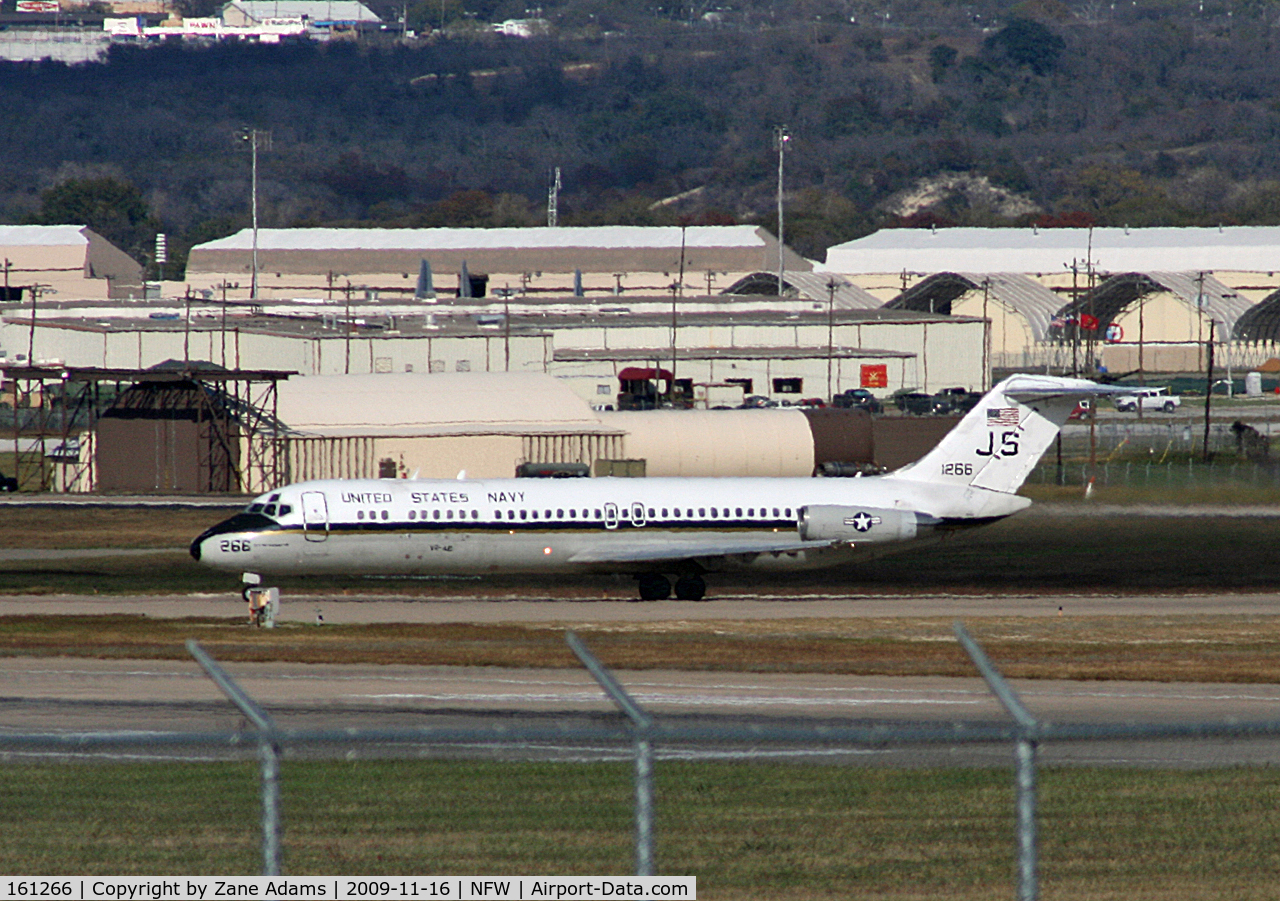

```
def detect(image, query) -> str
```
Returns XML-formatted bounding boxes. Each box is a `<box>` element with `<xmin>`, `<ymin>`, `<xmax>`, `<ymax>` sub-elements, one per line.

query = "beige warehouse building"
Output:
<box><xmin>0</xmin><ymin>225</ymin><xmax>143</xmax><ymax>310</ymax></box>
<box><xmin>185</xmin><ymin>225</ymin><xmax>810</xmax><ymax>302</ymax></box>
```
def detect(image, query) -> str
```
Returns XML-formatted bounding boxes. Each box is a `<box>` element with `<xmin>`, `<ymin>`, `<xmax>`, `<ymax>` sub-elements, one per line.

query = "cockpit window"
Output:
<box><xmin>248</xmin><ymin>503</ymin><xmax>265</xmax><ymax>513</ymax></box>
<box><xmin>264</xmin><ymin>505</ymin><xmax>277</xmax><ymax>516</ymax></box>
<box><xmin>278</xmin><ymin>504</ymin><xmax>292</xmax><ymax>516</ymax></box>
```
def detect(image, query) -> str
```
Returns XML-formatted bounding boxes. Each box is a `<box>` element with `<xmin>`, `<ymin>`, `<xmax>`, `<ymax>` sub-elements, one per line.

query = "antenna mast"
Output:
<box><xmin>547</xmin><ymin>167</ymin><xmax>561</xmax><ymax>227</ymax></box>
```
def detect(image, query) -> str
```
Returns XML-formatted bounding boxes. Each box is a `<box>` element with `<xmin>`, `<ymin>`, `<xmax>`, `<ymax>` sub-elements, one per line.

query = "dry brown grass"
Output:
<box><xmin>4</xmin><ymin>614</ymin><xmax>1280</xmax><ymax>682</ymax></box>
<box><xmin>0</xmin><ymin>506</ymin><xmax>235</xmax><ymax>549</ymax></box>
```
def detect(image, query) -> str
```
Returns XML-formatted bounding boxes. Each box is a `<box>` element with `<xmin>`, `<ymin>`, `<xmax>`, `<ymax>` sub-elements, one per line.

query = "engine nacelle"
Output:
<box><xmin>798</xmin><ymin>505</ymin><xmax>935</xmax><ymax>543</ymax></box>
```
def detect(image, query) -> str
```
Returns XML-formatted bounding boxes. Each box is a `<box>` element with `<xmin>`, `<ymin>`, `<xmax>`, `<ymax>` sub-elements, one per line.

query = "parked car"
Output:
<box><xmin>892</xmin><ymin>389</ymin><xmax>934</xmax><ymax>415</ymax></box>
<box><xmin>930</xmin><ymin>386</ymin><xmax>982</xmax><ymax>415</ymax></box>
<box><xmin>832</xmin><ymin>388</ymin><xmax>883</xmax><ymax>413</ymax></box>
<box><xmin>1114</xmin><ymin>386</ymin><xmax>1181</xmax><ymax>413</ymax></box>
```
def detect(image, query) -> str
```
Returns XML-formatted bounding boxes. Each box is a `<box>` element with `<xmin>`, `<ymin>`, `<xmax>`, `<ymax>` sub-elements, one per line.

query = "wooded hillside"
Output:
<box><xmin>3</xmin><ymin>3</ymin><xmax>1280</xmax><ymax>277</ymax></box>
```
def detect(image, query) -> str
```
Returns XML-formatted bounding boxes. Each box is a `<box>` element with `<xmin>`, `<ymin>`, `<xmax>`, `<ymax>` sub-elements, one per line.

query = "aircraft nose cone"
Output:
<box><xmin>189</xmin><ymin>534</ymin><xmax>204</xmax><ymax>561</ymax></box>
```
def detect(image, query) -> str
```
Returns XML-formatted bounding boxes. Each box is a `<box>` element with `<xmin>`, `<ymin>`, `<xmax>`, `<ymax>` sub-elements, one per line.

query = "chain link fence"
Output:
<box><xmin>4</xmin><ymin>633</ymin><xmax>1280</xmax><ymax>900</ymax></box>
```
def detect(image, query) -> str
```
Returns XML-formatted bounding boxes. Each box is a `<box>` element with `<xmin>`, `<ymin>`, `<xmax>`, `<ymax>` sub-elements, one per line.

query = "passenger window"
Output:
<box><xmin>773</xmin><ymin>508</ymin><xmax>780</xmax><ymax>517</ymax></box>
<box><xmin>594</xmin><ymin>509</ymin><xmax>601</xmax><ymax>519</ymax></box>
<box><xmin>446</xmin><ymin>509</ymin><xmax>454</xmax><ymax>520</ymax></box>
<box><xmin>531</xmin><ymin>510</ymin><xmax>538</xmax><ymax>520</ymax></box>
<box><xmin>568</xmin><ymin>509</ymin><xmax>576</xmax><ymax>518</ymax></box>
<box><xmin>357</xmin><ymin>510</ymin><xmax>364</xmax><ymax>520</ymax></box>
<box><xmin>698</xmin><ymin>508</ymin><xmax>705</xmax><ymax>517</ymax></box>
<box><xmin>557</xmin><ymin>509</ymin><xmax>564</xmax><ymax>518</ymax></box>
<box><xmin>408</xmin><ymin>510</ymin><xmax>416</xmax><ymax>520</ymax></box>
<box><xmin>546</xmin><ymin>510</ymin><xmax>552</xmax><ymax>519</ymax></box>
<box><xmin>648</xmin><ymin>508</ymin><xmax>655</xmax><ymax>518</ymax></box>
<box><xmin>433</xmin><ymin>510</ymin><xmax>441</xmax><ymax>520</ymax></box>
<box><xmin>735</xmin><ymin>508</ymin><xmax>742</xmax><ymax>517</ymax></box>
<box><xmin>710</xmin><ymin>508</ymin><xmax>717</xmax><ymax>518</ymax></box>
<box><xmin>785</xmin><ymin>508</ymin><xmax>792</xmax><ymax>517</ymax></box>
<box><xmin>471</xmin><ymin>510</ymin><xmax>478</xmax><ymax>519</ymax></box>
<box><xmin>508</xmin><ymin>510</ymin><xmax>515</xmax><ymax>520</ymax></box>
<box><xmin>661</xmin><ymin>508</ymin><xmax>668</xmax><ymax>517</ymax></box>
<box><xmin>381</xmin><ymin>510</ymin><xmax>389</xmax><ymax>520</ymax></box>
<box><xmin>520</xmin><ymin>510</ymin><xmax>527</xmax><ymax>520</ymax></box>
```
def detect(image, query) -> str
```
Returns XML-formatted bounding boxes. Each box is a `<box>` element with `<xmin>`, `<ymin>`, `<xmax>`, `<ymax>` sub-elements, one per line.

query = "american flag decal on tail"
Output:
<box><xmin>986</xmin><ymin>407</ymin><xmax>1020</xmax><ymax>427</ymax></box>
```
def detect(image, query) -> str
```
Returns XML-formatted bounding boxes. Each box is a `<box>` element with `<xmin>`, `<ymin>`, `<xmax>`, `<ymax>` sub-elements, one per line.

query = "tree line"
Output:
<box><xmin>5</xmin><ymin>2</ymin><xmax>1280</xmax><ymax>278</ymax></box>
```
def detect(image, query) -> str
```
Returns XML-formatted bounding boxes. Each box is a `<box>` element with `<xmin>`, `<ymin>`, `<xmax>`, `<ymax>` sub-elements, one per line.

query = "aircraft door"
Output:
<box><xmin>631</xmin><ymin>502</ymin><xmax>646</xmax><ymax>527</ymax></box>
<box><xmin>604</xmin><ymin>502</ymin><xmax>619</xmax><ymax>530</ymax></box>
<box><xmin>301</xmin><ymin>491</ymin><xmax>329</xmax><ymax>542</ymax></box>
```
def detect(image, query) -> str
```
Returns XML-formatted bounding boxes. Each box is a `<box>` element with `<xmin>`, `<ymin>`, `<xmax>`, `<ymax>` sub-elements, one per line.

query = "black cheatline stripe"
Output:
<box><xmin>277</xmin><ymin>519</ymin><xmax>796</xmax><ymax>536</ymax></box>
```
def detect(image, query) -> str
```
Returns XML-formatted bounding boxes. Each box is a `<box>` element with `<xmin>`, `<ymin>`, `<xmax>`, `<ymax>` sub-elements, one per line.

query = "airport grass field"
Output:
<box><xmin>2</xmin><ymin>760</ymin><xmax>1279</xmax><ymax>899</ymax></box>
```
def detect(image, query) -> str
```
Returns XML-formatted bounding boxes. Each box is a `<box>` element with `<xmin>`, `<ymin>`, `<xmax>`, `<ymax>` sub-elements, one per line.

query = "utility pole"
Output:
<box><xmin>981</xmin><ymin>278</ymin><xmax>991</xmax><ymax>391</ymax></box>
<box><xmin>1203</xmin><ymin>319</ymin><xmax>1216</xmax><ymax>462</ymax></box>
<box><xmin>774</xmin><ymin>125</ymin><xmax>790</xmax><ymax>296</ymax></box>
<box><xmin>183</xmin><ymin>286</ymin><xmax>192</xmax><ymax>366</ymax></box>
<box><xmin>826</xmin><ymin>278</ymin><xmax>836</xmax><ymax>401</ymax></box>
<box><xmin>669</xmin><ymin>280</ymin><xmax>679</xmax><ymax>407</ymax></box>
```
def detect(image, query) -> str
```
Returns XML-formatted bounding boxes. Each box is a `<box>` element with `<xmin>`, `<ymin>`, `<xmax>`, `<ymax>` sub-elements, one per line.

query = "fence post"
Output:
<box><xmin>187</xmin><ymin>640</ymin><xmax>282</xmax><ymax>877</ymax></box>
<box><xmin>566</xmin><ymin>632</ymin><xmax>656</xmax><ymax>876</ymax></box>
<box><xmin>954</xmin><ymin>623</ymin><xmax>1041</xmax><ymax>901</ymax></box>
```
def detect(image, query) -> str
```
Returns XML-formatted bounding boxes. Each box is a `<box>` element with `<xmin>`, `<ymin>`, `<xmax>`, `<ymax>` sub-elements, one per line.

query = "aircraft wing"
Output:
<box><xmin>566</xmin><ymin>535</ymin><xmax>830</xmax><ymax>565</ymax></box>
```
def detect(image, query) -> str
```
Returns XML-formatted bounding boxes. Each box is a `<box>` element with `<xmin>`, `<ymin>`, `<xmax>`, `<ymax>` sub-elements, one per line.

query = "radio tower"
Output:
<box><xmin>547</xmin><ymin>167</ymin><xmax>561</xmax><ymax>227</ymax></box>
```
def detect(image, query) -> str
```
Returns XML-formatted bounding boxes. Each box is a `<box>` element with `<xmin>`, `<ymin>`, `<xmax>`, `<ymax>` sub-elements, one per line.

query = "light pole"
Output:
<box><xmin>774</xmin><ymin>125</ymin><xmax>790</xmax><ymax>296</ymax></box>
<box><xmin>239</xmin><ymin>128</ymin><xmax>272</xmax><ymax>300</ymax></box>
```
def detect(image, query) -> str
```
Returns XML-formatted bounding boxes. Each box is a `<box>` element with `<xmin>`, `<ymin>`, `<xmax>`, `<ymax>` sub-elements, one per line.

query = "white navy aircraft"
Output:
<box><xmin>191</xmin><ymin>374</ymin><xmax>1114</xmax><ymax>601</ymax></box>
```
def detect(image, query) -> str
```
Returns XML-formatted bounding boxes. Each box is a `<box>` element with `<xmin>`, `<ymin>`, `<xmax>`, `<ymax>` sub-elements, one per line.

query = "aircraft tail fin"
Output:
<box><xmin>889</xmin><ymin>374</ymin><xmax>1120</xmax><ymax>496</ymax></box>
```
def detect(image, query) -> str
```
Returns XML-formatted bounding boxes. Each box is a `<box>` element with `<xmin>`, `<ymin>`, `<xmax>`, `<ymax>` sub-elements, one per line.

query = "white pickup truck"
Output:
<box><xmin>1114</xmin><ymin>386</ymin><xmax>1181</xmax><ymax>413</ymax></box>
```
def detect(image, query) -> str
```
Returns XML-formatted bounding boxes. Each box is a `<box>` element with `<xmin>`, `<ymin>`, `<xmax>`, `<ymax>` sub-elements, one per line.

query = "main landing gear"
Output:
<box><xmin>636</xmin><ymin>573</ymin><xmax>707</xmax><ymax>601</ymax></box>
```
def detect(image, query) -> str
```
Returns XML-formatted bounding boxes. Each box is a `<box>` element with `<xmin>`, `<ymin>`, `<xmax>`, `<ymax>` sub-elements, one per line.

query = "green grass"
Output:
<box><xmin>1</xmin><ymin>761</ymin><xmax>1278</xmax><ymax>899</ymax></box>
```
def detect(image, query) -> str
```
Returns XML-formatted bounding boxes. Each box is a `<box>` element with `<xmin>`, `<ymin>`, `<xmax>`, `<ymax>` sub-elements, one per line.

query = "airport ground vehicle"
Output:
<box><xmin>1114</xmin><ymin>386</ymin><xmax>1181</xmax><ymax>413</ymax></box>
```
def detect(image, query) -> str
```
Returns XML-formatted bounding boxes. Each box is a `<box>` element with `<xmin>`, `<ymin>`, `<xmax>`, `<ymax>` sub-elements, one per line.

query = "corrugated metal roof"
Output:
<box><xmin>826</xmin><ymin>226</ymin><xmax>1280</xmax><ymax>274</ymax></box>
<box><xmin>197</xmin><ymin>225</ymin><xmax>771</xmax><ymax>253</ymax></box>
<box><xmin>277</xmin><ymin>372</ymin><xmax>621</xmax><ymax>437</ymax></box>
<box><xmin>884</xmin><ymin>272</ymin><xmax>1062</xmax><ymax>340</ymax></box>
<box><xmin>963</xmin><ymin>272</ymin><xmax>1064</xmax><ymax>341</ymax></box>
<box><xmin>229</xmin><ymin>1</ymin><xmax>379</xmax><ymax>22</ymax></box>
<box><xmin>783</xmin><ymin>271</ymin><xmax>883</xmax><ymax>310</ymax></box>
<box><xmin>1147</xmin><ymin>271</ymin><xmax>1253</xmax><ymax>333</ymax></box>
<box><xmin>0</xmin><ymin>225</ymin><xmax>88</xmax><ymax>247</ymax></box>
<box><xmin>554</xmin><ymin>345</ymin><xmax>914</xmax><ymax>362</ymax></box>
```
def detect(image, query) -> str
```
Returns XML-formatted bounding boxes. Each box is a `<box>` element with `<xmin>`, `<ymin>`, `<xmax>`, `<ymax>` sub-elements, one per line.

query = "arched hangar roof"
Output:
<box><xmin>1234</xmin><ymin>288</ymin><xmax>1280</xmax><ymax>342</ymax></box>
<box><xmin>721</xmin><ymin>271</ymin><xmax>882</xmax><ymax>309</ymax></box>
<box><xmin>1047</xmin><ymin>271</ymin><xmax>1250</xmax><ymax>341</ymax></box>
<box><xmin>883</xmin><ymin>272</ymin><xmax>1063</xmax><ymax>340</ymax></box>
